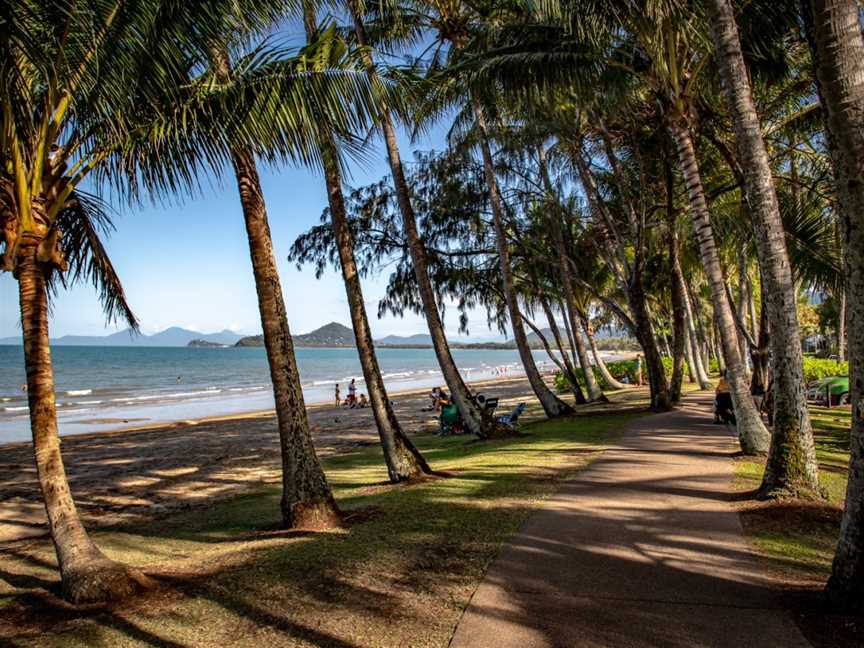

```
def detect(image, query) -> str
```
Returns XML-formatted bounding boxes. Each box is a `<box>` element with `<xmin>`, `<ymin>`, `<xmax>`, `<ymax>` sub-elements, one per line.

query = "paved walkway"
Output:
<box><xmin>450</xmin><ymin>393</ymin><xmax>810</xmax><ymax>648</ymax></box>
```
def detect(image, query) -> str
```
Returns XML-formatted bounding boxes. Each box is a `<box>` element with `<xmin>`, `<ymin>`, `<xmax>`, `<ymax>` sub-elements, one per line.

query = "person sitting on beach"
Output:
<box><xmin>428</xmin><ymin>387</ymin><xmax>441</xmax><ymax>412</ymax></box>
<box><xmin>358</xmin><ymin>393</ymin><xmax>369</xmax><ymax>408</ymax></box>
<box><xmin>437</xmin><ymin>389</ymin><xmax>450</xmax><ymax>409</ymax></box>
<box><xmin>334</xmin><ymin>383</ymin><xmax>341</xmax><ymax>407</ymax></box>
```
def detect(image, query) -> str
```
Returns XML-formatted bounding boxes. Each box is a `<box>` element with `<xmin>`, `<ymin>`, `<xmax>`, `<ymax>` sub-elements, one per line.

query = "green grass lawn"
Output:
<box><xmin>735</xmin><ymin>406</ymin><xmax>851</xmax><ymax>582</ymax></box>
<box><xmin>1</xmin><ymin>406</ymin><xmax>641</xmax><ymax>648</ymax></box>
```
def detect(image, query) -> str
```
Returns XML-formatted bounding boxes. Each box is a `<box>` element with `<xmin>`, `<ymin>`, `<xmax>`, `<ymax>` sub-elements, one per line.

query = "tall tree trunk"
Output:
<box><xmin>839</xmin><ymin>289</ymin><xmax>847</xmax><ymax>362</ymax></box>
<box><xmin>629</xmin><ymin>280</ymin><xmax>673</xmax><ymax>410</ymax></box>
<box><xmin>347</xmin><ymin>2</ymin><xmax>490</xmax><ymax>437</ymax></box>
<box><xmin>230</xmin><ymin>149</ymin><xmax>339</xmax><ymax>528</ymax></box>
<box><xmin>581</xmin><ymin>315</ymin><xmax>627</xmax><ymax>390</ymax></box>
<box><xmin>17</xmin><ymin>236</ymin><xmax>150</xmax><ymax>603</ymax></box>
<box><xmin>735</xmin><ymin>248</ymin><xmax>751</xmax><ymax>370</ymax></box>
<box><xmin>471</xmin><ymin>98</ymin><xmax>572</xmax><ymax>417</ymax></box>
<box><xmin>573</xmin><ymin>153</ymin><xmax>666</xmax><ymax>406</ymax></box>
<box><xmin>684</xmin><ymin>282</ymin><xmax>713</xmax><ymax>389</ymax></box>
<box><xmin>537</xmin><ymin>145</ymin><xmax>603</xmax><ymax>402</ymax></box>
<box><xmin>708</xmin><ymin>0</ymin><xmax>819</xmax><ymax>494</ymax></box>
<box><xmin>542</xmin><ymin>299</ymin><xmax>588</xmax><ymax>404</ymax></box>
<box><xmin>801</xmin><ymin>0</ymin><xmax>864</xmax><ymax>604</ymax></box>
<box><xmin>667</xmin><ymin>168</ymin><xmax>687</xmax><ymax>403</ymax></box>
<box><xmin>670</xmin><ymin>122</ymin><xmax>770</xmax><ymax>455</ymax></box>
<box><xmin>303</xmin><ymin>8</ymin><xmax>430</xmax><ymax>481</ymax></box>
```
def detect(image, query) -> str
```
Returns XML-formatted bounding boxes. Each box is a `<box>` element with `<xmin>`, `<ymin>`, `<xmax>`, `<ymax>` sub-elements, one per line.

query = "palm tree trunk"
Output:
<box><xmin>321</xmin><ymin>140</ymin><xmax>431</xmax><ymax>482</ymax></box>
<box><xmin>581</xmin><ymin>315</ymin><xmax>627</xmax><ymax>390</ymax></box>
<box><xmin>471</xmin><ymin>98</ymin><xmax>572</xmax><ymax>417</ymax></box>
<box><xmin>667</xmin><ymin>181</ymin><xmax>686</xmax><ymax>403</ymax></box>
<box><xmin>17</xmin><ymin>236</ymin><xmax>149</xmax><ymax>603</ymax></box>
<box><xmin>670</xmin><ymin>122</ymin><xmax>770</xmax><ymax>455</ymax></box>
<box><xmin>684</xmin><ymin>281</ymin><xmax>713</xmax><ymax>389</ymax></box>
<box><xmin>801</xmin><ymin>0</ymin><xmax>864</xmax><ymax>604</ymax></box>
<box><xmin>838</xmin><ymin>290</ymin><xmax>847</xmax><ymax>362</ymax></box>
<box><xmin>708</xmin><ymin>0</ymin><xmax>819</xmax><ymax>493</ymax></box>
<box><xmin>574</xmin><ymin>153</ymin><xmax>668</xmax><ymax>408</ymax></box>
<box><xmin>303</xmin><ymin>8</ymin><xmax>430</xmax><ymax>482</ymax></box>
<box><xmin>547</xmin><ymin>201</ymin><xmax>604</xmax><ymax>401</ymax></box>
<box><xmin>347</xmin><ymin>2</ymin><xmax>490</xmax><ymax>437</ymax></box>
<box><xmin>230</xmin><ymin>149</ymin><xmax>339</xmax><ymax>528</ymax></box>
<box><xmin>542</xmin><ymin>299</ymin><xmax>587</xmax><ymax>403</ymax></box>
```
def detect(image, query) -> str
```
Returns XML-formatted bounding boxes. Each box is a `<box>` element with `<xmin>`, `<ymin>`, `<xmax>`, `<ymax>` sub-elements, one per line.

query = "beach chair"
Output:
<box><xmin>497</xmin><ymin>403</ymin><xmax>526</xmax><ymax>428</ymax></box>
<box><xmin>439</xmin><ymin>403</ymin><xmax>464</xmax><ymax>435</ymax></box>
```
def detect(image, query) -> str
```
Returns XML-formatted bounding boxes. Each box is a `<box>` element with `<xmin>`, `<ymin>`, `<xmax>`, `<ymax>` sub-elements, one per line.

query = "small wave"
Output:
<box><xmin>77</xmin><ymin>400</ymin><xmax>103</xmax><ymax>405</ymax></box>
<box><xmin>2</xmin><ymin>406</ymin><xmax>28</xmax><ymax>412</ymax></box>
<box><xmin>66</xmin><ymin>389</ymin><xmax>92</xmax><ymax>396</ymax></box>
<box><xmin>381</xmin><ymin>371</ymin><xmax>414</xmax><ymax>380</ymax></box>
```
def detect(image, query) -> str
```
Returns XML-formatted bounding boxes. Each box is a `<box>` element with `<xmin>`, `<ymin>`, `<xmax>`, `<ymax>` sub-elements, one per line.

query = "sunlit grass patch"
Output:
<box><xmin>736</xmin><ymin>405</ymin><xmax>850</xmax><ymax>581</ymax></box>
<box><xmin>1</xmin><ymin>408</ymin><xmax>640</xmax><ymax>648</ymax></box>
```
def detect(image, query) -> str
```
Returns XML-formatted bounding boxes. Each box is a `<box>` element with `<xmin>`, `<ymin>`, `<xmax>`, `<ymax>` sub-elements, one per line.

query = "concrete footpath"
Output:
<box><xmin>450</xmin><ymin>393</ymin><xmax>810</xmax><ymax>648</ymax></box>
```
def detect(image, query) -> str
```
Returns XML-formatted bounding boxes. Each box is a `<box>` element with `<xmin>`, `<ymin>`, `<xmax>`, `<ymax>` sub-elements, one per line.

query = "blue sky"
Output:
<box><xmin>0</xmin><ymin>124</ymin><xmax>502</xmax><ymax>342</ymax></box>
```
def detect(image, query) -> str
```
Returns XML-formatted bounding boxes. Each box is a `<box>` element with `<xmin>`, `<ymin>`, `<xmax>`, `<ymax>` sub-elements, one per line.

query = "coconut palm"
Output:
<box><xmin>0</xmin><ymin>0</ymin><xmax>388</xmax><ymax>598</ymax></box>
<box><xmin>343</xmin><ymin>0</ymin><xmax>496</xmax><ymax>437</ymax></box>
<box><xmin>705</xmin><ymin>0</ymin><xmax>818</xmax><ymax>496</ymax></box>
<box><xmin>300</xmin><ymin>5</ymin><xmax>432</xmax><ymax>481</ymax></box>
<box><xmin>799</xmin><ymin>0</ymin><xmax>864</xmax><ymax>606</ymax></box>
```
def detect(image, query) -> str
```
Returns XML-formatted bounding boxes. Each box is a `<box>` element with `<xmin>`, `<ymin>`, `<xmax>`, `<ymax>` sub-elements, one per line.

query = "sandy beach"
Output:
<box><xmin>0</xmin><ymin>375</ymin><xmax>544</xmax><ymax>544</ymax></box>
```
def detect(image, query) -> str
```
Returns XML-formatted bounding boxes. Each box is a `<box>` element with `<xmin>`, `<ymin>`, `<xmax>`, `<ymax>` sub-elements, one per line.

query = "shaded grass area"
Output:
<box><xmin>735</xmin><ymin>405</ymin><xmax>851</xmax><ymax>582</ymax></box>
<box><xmin>0</xmin><ymin>405</ymin><xmax>641</xmax><ymax>647</ymax></box>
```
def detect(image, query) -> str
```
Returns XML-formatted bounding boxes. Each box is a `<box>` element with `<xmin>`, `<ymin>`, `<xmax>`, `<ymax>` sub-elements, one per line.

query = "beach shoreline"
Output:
<box><xmin>0</xmin><ymin>374</ymin><xmax>532</xmax><ymax>451</ymax></box>
<box><xmin>0</xmin><ymin>374</ymin><xmax>561</xmax><ymax>543</ymax></box>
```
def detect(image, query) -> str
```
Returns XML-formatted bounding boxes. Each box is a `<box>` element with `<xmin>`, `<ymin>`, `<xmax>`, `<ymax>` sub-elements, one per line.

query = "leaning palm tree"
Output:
<box><xmin>0</xmin><ymin>0</ymin><xmax>383</xmax><ymax>598</ymax></box>
<box><xmin>300</xmin><ymin>4</ymin><xmax>432</xmax><ymax>481</ymax></box>
<box><xmin>343</xmin><ymin>0</ymin><xmax>494</xmax><ymax>437</ymax></box>
<box><xmin>800</xmin><ymin>0</ymin><xmax>864</xmax><ymax>605</ymax></box>
<box><xmin>705</xmin><ymin>0</ymin><xmax>817</xmax><ymax>497</ymax></box>
<box><xmin>0</xmin><ymin>0</ymin><xmax>210</xmax><ymax>603</ymax></box>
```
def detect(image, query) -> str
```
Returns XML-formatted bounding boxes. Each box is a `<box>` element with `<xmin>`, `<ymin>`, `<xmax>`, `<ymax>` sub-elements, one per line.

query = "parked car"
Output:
<box><xmin>807</xmin><ymin>376</ymin><xmax>849</xmax><ymax>407</ymax></box>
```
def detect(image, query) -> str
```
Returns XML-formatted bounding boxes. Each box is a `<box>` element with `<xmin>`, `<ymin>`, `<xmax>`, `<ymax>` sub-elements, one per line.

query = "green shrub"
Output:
<box><xmin>708</xmin><ymin>358</ymin><xmax>720</xmax><ymax>374</ymax></box>
<box><xmin>802</xmin><ymin>357</ymin><xmax>848</xmax><ymax>384</ymax></box>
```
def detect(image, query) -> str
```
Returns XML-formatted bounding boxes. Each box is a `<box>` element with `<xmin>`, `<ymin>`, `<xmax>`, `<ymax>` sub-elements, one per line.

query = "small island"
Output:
<box><xmin>187</xmin><ymin>339</ymin><xmax>229</xmax><ymax>348</ymax></box>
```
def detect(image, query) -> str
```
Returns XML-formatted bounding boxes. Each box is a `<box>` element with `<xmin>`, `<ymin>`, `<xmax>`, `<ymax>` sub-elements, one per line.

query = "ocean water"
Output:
<box><xmin>0</xmin><ymin>345</ymin><xmax>562</xmax><ymax>444</ymax></box>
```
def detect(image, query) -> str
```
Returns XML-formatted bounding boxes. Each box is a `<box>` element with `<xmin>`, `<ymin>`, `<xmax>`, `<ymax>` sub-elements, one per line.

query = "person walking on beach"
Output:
<box><xmin>347</xmin><ymin>378</ymin><xmax>357</xmax><ymax>407</ymax></box>
<box><xmin>334</xmin><ymin>383</ymin><xmax>341</xmax><ymax>407</ymax></box>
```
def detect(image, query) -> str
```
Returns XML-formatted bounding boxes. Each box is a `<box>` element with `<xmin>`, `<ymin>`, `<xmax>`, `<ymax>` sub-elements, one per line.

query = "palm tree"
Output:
<box><xmin>470</xmin><ymin>98</ymin><xmax>574</xmax><ymax>416</ymax></box>
<box><xmin>301</xmin><ymin>5</ymin><xmax>432</xmax><ymax>480</ymax></box>
<box><xmin>0</xmin><ymin>0</ymin><xmax>204</xmax><ymax>603</ymax></box>
<box><xmin>800</xmin><ymin>0</ymin><xmax>864</xmax><ymax>605</ymax></box>
<box><xmin>1</xmin><ymin>0</ymin><xmax>387</xmax><ymax>596</ymax></box>
<box><xmin>344</xmin><ymin>0</ymin><xmax>492</xmax><ymax>437</ymax></box>
<box><xmin>706</xmin><ymin>0</ymin><xmax>818</xmax><ymax>495</ymax></box>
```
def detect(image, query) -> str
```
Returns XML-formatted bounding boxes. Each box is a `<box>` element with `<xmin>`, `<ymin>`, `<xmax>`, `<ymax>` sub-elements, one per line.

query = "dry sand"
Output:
<box><xmin>0</xmin><ymin>376</ymin><xmax>540</xmax><ymax>544</ymax></box>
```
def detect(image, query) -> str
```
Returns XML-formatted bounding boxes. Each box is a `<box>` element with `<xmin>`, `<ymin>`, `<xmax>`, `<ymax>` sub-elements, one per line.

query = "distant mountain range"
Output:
<box><xmin>235</xmin><ymin>323</ymin><xmax>549</xmax><ymax>350</ymax></box>
<box><xmin>0</xmin><ymin>327</ymin><xmax>243</xmax><ymax>347</ymax></box>
<box><xmin>0</xmin><ymin>321</ymin><xmax>637</xmax><ymax>350</ymax></box>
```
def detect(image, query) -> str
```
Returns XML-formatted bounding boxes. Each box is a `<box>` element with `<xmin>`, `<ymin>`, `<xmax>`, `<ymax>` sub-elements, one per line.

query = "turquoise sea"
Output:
<box><xmin>0</xmin><ymin>345</ymin><xmax>565</xmax><ymax>444</ymax></box>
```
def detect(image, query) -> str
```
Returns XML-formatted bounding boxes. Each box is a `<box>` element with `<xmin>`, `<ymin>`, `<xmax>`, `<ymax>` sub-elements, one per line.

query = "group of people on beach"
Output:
<box><xmin>334</xmin><ymin>379</ymin><xmax>368</xmax><ymax>409</ymax></box>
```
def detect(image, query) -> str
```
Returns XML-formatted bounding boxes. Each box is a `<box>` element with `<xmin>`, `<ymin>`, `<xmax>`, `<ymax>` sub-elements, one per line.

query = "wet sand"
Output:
<box><xmin>0</xmin><ymin>376</ymin><xmax>542</xmax><ymax>544</ymax></box>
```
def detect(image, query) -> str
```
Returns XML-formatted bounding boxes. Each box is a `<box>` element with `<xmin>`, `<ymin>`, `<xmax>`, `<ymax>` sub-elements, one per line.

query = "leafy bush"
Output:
<box><xmin>802</xmin><ymin>357</ymin><xmax>848</xmax><ymax>384</ymax></box>
<box><xmin>555</xmin><ymin>357</ymin><xmax>689</xmax><ymax>393</ymax></box>
<box><xmin>708</xmin><ymin>358</ymin><xmax>720</xmax><ymax>375</ymax></box>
